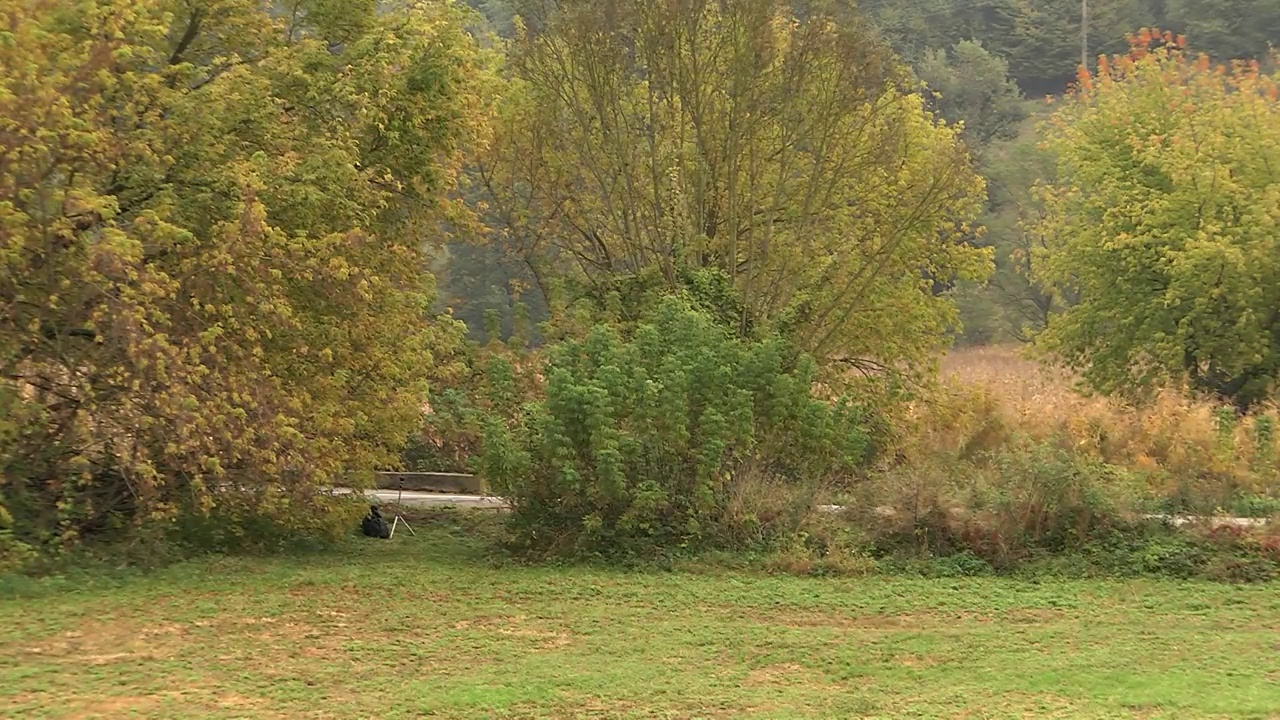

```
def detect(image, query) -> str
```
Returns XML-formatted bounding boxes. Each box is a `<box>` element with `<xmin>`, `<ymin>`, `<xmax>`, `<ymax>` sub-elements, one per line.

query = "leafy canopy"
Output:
<box><xmin>866</xmin><ymin>0</ymin><xmax>1280</xmax><ymax>96</ymax></box>
<box><xmin>1035</xmin><ymin>31</ymin><xmax>1280</xmax><ymax>408</ymax></box>
<box><xmin>916</xmin><ymin>40</ymin><xmax>1028</xmax><ymax>153</ymax></box>
<box><xmin>0</xmin><ymin>0</ymin><xmax>492</xmax><ymax>549</ymax></box>
<box><xmin>473</xmin><ymin>0</ymin><xmax>989</xmax><ymax>374</ymax></box>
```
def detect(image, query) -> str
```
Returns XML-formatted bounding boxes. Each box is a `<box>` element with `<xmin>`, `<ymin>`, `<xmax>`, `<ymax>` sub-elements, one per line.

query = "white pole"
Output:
<box><xmin>1081</xmin><ymin>0</ymin><xmax>1089</xmax><ymax>72</ymax></box>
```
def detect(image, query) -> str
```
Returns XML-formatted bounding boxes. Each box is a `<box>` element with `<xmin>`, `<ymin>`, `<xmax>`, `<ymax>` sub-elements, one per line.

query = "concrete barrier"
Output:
<box><xmin>375</xmin><ymin>471</ymin><xmax>484</xmax><ymax>494</ymax></box>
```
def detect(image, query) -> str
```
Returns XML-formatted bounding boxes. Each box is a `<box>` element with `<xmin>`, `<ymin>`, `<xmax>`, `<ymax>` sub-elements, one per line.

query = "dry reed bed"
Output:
<box><xmin>915</xmin><ymin>346</ymin><xmax>1280</xmax><ymax>509</ymax></box>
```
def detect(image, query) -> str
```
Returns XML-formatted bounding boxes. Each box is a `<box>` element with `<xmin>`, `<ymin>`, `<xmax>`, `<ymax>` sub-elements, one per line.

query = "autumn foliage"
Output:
<box><xmin>0</xmin><ymin>0</ymin><xmax>491</xmax><ymax>556</ymax></box>
<box><xmin>4</xmin><ymin>0</ymin><xmax>1279</xmax><ymax>579</ymax></box>
<box><xmin>1035</xmin><ymin>31</ymin><xmax>1280</xmax><ymax>409</ymax></box>
<box><xmin>474</xmin><ymin>0</ymin><xmax>990</xmax><ymax>375</ymax></box>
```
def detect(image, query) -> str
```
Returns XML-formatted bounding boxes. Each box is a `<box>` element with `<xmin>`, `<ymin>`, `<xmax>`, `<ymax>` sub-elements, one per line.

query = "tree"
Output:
<box><xmin>474</xmin><ymin>0</ymin><xmax>989</xmax><ymax>376</ymax></box>
<box><xmin>0</xmin><ymin>0</ymin><xmax>492</xmax><ymax>548</ymax></box>
<box><xmin>917</xmin><ymin>40</ymin><xmax>1028</xmax><ymax>152</ymax></box>
<box><xmin>954</xmin><ymin>108</ymin><xmax>1068</xmax><ymax>344</ymax></box>
<box><xmin>866</xmin><ymin>0</ymin><xmax>1157</xmax><ymax>96</ymax></box>
<box><xmin>866</xmin><ymin>0</ymin><xmax>1024</xmax><ymax>72</ymax></box>
<box><xmin>1164</xmin><ymin>0</ymin><xmax>1280</xmax><ymax>65</ymax></box>
<box><xmin>1034</xmin><ymin>32</ymin><xmax>1280</xmax><ymax>408</ymax></box>
<box><xmin>866</xmin><ymin>0</ymin><xmax>1279</xmax><ymax>98</ymax></box>
<box><xmin>436</xmin><ymin>241</ymin><xmax>549</xmax><ymax>344</ymax></box>
<box><xmin>467</xmin><ymin>0</ymin><xmax>519</xmax><ymax>37</ymax></box>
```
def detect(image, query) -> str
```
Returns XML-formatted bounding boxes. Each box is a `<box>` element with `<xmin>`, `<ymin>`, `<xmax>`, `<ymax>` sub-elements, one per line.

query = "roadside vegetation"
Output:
<box><xmin>3</xmin><ymin>2</ymin><xmax>1280</xmax><ymax>715</ymax></box>
<box><xmin>3</xmin><ymin>0</ymin><xmax>1279</xmax><ymax>580</ymax></box>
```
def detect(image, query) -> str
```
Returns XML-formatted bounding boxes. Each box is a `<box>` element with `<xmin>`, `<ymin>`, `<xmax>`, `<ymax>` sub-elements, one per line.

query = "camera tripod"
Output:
<box><xmin>388</xmin><ymin>478</ymin><xmax>416</xmax><ymax>539</ymax></box>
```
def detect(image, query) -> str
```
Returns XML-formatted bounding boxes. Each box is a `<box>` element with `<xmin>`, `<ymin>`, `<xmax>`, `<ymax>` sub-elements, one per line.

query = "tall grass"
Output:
<box><xmin>817</xmin><ymin>346</ymin><xmax>1280</xmax><ymax>578</ymax></box>
<box><xmin>896</xmin><ymin>346</ymin><xmax>1280</xmax><ymax>517</ymax></box>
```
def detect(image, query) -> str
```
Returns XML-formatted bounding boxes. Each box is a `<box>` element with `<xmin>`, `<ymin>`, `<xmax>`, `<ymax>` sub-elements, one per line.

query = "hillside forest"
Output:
<box><xmin>3</xmin><ymin>0</ymin><xmax>1280</xmax><ymax>575</ymax></box>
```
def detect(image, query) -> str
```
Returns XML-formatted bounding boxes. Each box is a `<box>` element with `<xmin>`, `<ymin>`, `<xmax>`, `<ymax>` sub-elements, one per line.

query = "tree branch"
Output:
<box><xmin>169</xmin><ymin>8</ymin><xmax>205</xmax><ymax>66</ymax></box>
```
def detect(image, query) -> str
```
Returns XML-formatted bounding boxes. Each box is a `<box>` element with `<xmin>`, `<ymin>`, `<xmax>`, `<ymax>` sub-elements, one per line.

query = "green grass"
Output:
<box><xmin>3</xmin><ymin>514</ymin><xmax>1280</xmax><ymax>719</ymax></box>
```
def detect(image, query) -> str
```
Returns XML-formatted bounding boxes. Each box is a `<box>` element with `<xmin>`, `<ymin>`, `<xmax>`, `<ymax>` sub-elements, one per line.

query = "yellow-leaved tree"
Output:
<box><xmin>472</xmin><ymin>0</ymin><xmax>989</xmax><ymax>375</ymax></box>
<box><xmin>1035</xmin><ymin>31</ymin><xmax>1280</xmax><ymax>409</ymax></box>
<box><xmin>0</xmin><ymin>0</ymin><xmax>493</xmax><ymax>555</ymax></box>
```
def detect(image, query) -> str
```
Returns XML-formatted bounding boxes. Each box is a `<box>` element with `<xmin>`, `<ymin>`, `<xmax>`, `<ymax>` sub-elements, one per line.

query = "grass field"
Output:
<box><xmin>3</xmin><ymin>515</ymin><xmax>1280</xmax><ymax>719</ymax></box>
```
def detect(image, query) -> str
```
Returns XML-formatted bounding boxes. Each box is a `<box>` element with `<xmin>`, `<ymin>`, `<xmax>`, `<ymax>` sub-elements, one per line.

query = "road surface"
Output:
<box><xmin>336</xmin><ymin>490</ymin><xmax>1268</xmax><ymax>527</ymax></box>
<box><xmin>334</xmin><ymin>487</ymin><xmax>509</xmax><ymax>509</ymax></box>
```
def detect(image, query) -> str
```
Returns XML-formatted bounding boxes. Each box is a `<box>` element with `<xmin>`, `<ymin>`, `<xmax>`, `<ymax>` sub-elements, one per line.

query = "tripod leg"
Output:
<box><xmin>389</xmin><ymin>515</ymin><xmax>414</xmax><ymax>538</ymax></box>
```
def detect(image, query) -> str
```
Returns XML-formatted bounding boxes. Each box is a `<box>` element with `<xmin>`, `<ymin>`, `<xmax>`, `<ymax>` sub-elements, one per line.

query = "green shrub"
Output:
<box><xmin>403</xmin><ymin>388</ymin><xmax>482</xmax><ymax>474</ymax></box>
<box><xmin>479</xmin><ymin>297</ymin><xmax>876</xmax><ymax>558</ymax></box>
<box><xmin>403</xmin><ymin>341</ymin><xmax>541</xmax><ymax>475</ymax></box>
<box><xmin>977</xmin><ymin>441</ymin><xmax>1130</xmax><ymax>551</ymax></box>
<box><xmin>1228</xmin><ymin>493</ymin><xmax>1280</xmax><ymax>519</ymax></box>
<box><xmin>865</xmin><ymin>439</ymin><xmax>1138</xmax><ymax>568</ymax></box>
<box><xmin>1074</xmin><ymin>522</ymin><xmax>1211</xmax><ymax>578</ymax></box>
<box><xmin>169</xmin><ymin>494</ymin><xmax>368</xmax><ymax>553</ymax></box>
<box><xmin>0</xmin><ymin>502</ymin><xmax>34</xmax><ymax>574</ymax></box>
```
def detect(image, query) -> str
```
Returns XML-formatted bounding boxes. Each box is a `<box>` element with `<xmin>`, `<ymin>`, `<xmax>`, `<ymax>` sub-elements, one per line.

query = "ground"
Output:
<box><xmin>3</xmin><ymin>515</ymin><xmax>1280</xmax><ymax>719</ymax></box>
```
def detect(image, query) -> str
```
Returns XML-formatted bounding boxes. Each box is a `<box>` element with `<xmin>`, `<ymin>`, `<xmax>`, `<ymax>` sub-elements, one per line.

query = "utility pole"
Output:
<box><xmin>1081</xmin><ymin>0</ymin><xmax>1089</xmax><ymax>72</ymax></box>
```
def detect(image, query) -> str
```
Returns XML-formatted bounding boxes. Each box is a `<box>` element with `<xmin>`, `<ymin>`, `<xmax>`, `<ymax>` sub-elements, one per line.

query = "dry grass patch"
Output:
<box><xmin>744</xmin><ymin>662</ymin><xmax>834</xmax><ymax>688</ymax></box>
<box><xmin>452</xmin><ymin>614</ymin><xmax>575</xmax><ymax>649</ymax></box>
<box><xmin>889</xmin><ymin>345</ymin><xmax>1280</xmax><ymax>516</ymax></box>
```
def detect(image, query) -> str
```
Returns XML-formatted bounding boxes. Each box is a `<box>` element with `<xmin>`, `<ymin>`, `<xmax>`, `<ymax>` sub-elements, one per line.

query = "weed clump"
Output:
<box><xmin>478</xmin><ymin>298</ymin><xmax>879</xmax><ymax>559</ymax></box>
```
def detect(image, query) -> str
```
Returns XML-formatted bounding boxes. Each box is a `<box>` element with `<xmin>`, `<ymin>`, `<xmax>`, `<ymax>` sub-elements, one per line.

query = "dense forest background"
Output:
<box><xmin>443</xmin><ymin>0</ymin><xmax>1280</xmax><ymax>346</ymax></box>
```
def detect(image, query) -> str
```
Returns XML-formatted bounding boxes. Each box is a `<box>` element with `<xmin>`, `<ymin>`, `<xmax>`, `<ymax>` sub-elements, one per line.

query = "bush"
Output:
<box><xmin>479</xmin><ymin>298</ymin><xmax>877</xmax><ymax>558</ymax></box>
<box><xmin>0</xmin><ymin>503</ymin><xmax>34</xmax><ymax>574</ymax></box>
<box><xmin>863</xmin><ymin>438</ymin><xmax>1138</xmax><ymax>569</ymax></box>
<box><xmin>403</xmin><ymin>343</ymin><xmax>542</xmax><ymax>474</ymax></box>
<box><xmin>168</xmin><ymin>494</ymin><xmax>368</xmax><ymax>553</ymax></box>
<box><xmin>932</xmin><ymin>346</ymin><xmax>1280</xmax><ymax>517</ymax></box>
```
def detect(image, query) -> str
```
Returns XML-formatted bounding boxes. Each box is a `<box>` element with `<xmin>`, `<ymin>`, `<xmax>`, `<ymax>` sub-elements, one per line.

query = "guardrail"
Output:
<box><xmin>363</xmin><ymin>477</ymin><xmax>1273</xmax><ymax>528</ymax></box>
<box><xmin>374</xmin><ymin>471</ymin><xmax>483</xmax><ymax>494</ymax></box>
